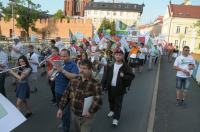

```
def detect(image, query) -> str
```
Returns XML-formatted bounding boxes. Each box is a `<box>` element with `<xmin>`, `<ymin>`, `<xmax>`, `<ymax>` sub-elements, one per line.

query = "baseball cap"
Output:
<box><xmin>114</xmin><ymin>47</ymin><xmax>125</xmax><ymax>54</ymax></box>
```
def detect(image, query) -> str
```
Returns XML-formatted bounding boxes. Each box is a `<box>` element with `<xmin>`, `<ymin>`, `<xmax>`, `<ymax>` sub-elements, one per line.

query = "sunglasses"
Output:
<box><xmin>19</xmin><ymin>60</ymin><xmax>25</xmax><ymax>63</ymax></box>
<box><xmin>184</xmin><ymin>50</ymin><xmax>190</xmax><ymax>52</ymax></box>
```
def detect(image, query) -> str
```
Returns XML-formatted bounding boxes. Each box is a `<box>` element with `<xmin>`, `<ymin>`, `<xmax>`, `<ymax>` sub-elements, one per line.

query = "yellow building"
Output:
<box><xmin>161</xmin><ymin>1</ymin><xmax>200</xmax><ymax>52</ymax></box>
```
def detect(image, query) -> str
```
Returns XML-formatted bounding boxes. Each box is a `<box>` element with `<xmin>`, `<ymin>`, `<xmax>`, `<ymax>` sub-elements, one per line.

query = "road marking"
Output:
<box><xmin>146</xmin><ymin>57</ymin><xmax>161</xmax><ymax>132</ymax></box>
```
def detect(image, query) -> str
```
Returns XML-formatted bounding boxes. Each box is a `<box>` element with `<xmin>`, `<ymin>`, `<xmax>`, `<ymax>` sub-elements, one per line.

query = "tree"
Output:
<box><xmin>54</xmin><ymin>9</ymin><xmax>65</xmax><ymax>19</ymax></box>
<box><xmin>2</xmin><ymin>0</ymin><xmax>45</xmax><ymax>39</ymax></box>
<box><xmin>0</xmin><ymin>2</ymin><xmax>2</xmax><ymax>9</ymax></box>
<box><xmin>98</xmin><ymin>18</ymin><xmax>116</xmax><ymax>35</ymax></box>
<box><xmin>110</xmin><ymin>21</ymin><xmax>116</xmax><ymax>35</ymax></box>
<box><xmin>194</xmin><ymin>20</ymin><xmax>200</xmax><ymax>36</ymax></box>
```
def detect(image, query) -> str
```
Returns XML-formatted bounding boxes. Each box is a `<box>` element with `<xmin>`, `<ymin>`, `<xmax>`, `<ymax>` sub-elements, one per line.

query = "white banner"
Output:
<box><xmin>0</xmin><ymin>94</ymin><xmax>26</xmax><ymax>132</ymax></box>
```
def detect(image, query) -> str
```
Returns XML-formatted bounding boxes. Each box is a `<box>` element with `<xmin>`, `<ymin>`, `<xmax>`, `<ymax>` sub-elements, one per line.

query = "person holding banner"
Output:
<box><xmin>9</xmin><ymin>55</ymin><xmax>33</xmax><ymax>118</ymax></box>
<box><xmin>173</xmin><ymin>46</ymin><xmax>195</xmax><ymax>107</ymax></box>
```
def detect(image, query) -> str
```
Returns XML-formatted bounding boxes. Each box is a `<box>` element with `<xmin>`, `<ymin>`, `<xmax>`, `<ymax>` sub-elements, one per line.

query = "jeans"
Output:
<box><xmin>0</xmin><ymin>73</ymin><xmax>6</xmax><ymax>96</ymax></box>
<box><xmin>56</xmin><ymin>93</ymin><xmax>71</xmax><ymax>132</ymax></box>
<box><xmin>148</xmin><ymin>56</ymin><xmax>156</xmax><ymax>70</ymax></box>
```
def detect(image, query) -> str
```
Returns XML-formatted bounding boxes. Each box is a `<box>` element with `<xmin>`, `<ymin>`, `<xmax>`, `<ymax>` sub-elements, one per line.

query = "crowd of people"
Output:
<box><xmin>0</xmin><ymin>35</ymin><xmax>195</xmax><ymax>132</ymax></box>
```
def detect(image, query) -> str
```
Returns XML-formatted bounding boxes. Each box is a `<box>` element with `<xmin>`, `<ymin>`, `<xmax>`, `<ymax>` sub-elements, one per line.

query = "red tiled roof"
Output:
<box><xmin>169</xmin><ymin>4</ymin><xmax>200</xmax><ymax>19</ymax></box>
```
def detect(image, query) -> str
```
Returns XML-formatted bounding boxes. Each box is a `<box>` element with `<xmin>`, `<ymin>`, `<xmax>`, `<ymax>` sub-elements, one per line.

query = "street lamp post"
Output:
<box><xmin>9</xmin><ymin>0</ymin><xmax>16</xmax><ymax>37</ymax></box>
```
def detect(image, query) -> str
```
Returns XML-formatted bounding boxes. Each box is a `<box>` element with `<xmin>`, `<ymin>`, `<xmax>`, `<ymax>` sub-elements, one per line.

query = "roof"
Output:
<box><xmin>168</xmin><ymin>4</ymin><xmax>200</xmax><ymax>19</ymax></box>
<box><xmin>85</xmin><ymin>2</ymin><xmax>144</xmax><ymax>13</ymax></box>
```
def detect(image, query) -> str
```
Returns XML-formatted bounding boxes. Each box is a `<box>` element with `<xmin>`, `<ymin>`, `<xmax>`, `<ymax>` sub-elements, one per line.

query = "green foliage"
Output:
<box><xmin>1</xmin><ymin>0</ymin><xmax>44</xmax><ymax>38</ymax></box>
<box><xmin>54</xmin><ymin>9</ymin><xmax>65</xmax><ymax>19</ymax></box>
<box><xmin>110</xmin><ymin>21</ymin><xmax>116</xmax><ymax>35</ymax></box>
<box><xmin>0</xmin><ymin>2</ymin><xmax>2</xmax><ymax>8</ymax></box>
<box><xmin>194</xmin><ymin>20</ymin><xmax>200</xmax><ymax>36</ymax></box>
<box><xmin>98</xmin><ymin>18</ymin><xmax>116</xmax><ymax>35</ymax></box>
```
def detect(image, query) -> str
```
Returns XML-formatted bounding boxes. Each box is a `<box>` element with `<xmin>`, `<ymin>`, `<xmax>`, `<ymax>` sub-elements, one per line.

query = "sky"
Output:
<box><xmin>1</xmin><ymin>0</ymin><xmax>200</xmax><ymax>24</ymax></box>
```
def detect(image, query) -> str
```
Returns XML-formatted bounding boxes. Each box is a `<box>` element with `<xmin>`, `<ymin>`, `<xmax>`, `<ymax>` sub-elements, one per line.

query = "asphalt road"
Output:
<box><xmin>154</xmin><ymin>56</ymin><xmax>200</xmax><ymax>132</ymax></box>
<box><xmin>4</xmin><ymin>62</ymin><xmax>158</xmax><ymax>132</ymax></box>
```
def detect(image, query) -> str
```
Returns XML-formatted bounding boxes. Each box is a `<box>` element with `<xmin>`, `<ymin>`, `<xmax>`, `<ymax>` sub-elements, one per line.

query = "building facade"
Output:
<box><xmin>139</xmin><ymin>16</ymin><xmax>163</xmax><ymax>37</ymax></box>
<box><xmin>161</xmin><ymin>1</ymin><xmax>200</xmax><ymax>52</ymax></box>
<box><xmin>64</xmin><ymin>0</ymin><xmax>91</xmax><ymax>17</ymax></box>
<box><xmin>84</xmin><ymin>2</ymin><xmax>144</xmax><ymax>32</ymax></box>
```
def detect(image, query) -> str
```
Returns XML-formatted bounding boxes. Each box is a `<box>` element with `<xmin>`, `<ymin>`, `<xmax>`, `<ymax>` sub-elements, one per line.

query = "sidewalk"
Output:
<box><xmin>154</xmin><ymin>56</ymin><xmax>200</xmax><ymax>132</ymax></box>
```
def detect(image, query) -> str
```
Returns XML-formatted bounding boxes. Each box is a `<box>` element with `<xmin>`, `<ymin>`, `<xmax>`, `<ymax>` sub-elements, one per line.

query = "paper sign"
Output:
<box><xmin>82</xmin><ymin>96</ymin><xmax>94</xmax><ymax>116</ymax></box>
<box><xmin>0</xmin><ymin>94</ymin><xmax>26</xmax><ymax>132</ymax></box>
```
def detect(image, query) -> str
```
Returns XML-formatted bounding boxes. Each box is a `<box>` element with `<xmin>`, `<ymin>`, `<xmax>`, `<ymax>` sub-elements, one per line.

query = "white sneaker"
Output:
<box><xmin>112</xmin><ymin>119</ymin><xmax>118</xmax><ymax>126</ymax></box>
<box><xmin>107</xmin><ymin>111</ymin><xmax>114</xmax><ymax>118</ymax></box>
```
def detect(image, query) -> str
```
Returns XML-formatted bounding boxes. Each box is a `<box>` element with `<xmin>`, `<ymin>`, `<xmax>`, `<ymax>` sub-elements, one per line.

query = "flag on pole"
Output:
<box><xmin>69</xmin><ymin>29</ymin><xmax>77</xmax><ymax>43</ymax></box>
<box><xmin>93</xmin><ymin>33</ymin><xmax>100</xmax><ymax>44</ymax></box>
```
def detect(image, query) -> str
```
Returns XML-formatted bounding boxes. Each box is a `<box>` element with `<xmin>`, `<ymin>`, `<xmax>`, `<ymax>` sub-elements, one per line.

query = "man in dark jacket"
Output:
<box><xmin>105</xmin><ymin>47</ymin><xmax>135</xmax><ymax>126</ymax></box>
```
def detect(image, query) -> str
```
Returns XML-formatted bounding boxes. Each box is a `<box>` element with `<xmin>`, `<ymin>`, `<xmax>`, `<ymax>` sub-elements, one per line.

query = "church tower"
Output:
<box><xmin>64</xmin><ymin>0</ymin><xmax>91</xmax><ymax>17</ymax></box>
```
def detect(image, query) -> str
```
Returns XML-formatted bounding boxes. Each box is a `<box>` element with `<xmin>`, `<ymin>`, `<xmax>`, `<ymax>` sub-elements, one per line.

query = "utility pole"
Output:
<box><xmin>9</xmin><ymin>0</ymin><xmax>16</xmax><ymax>37</ymax></box>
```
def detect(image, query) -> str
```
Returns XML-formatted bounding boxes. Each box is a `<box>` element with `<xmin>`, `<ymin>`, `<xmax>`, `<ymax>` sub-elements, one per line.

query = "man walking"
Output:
<box><xmin>173</xmin><ymin>46</ymin><xmax>195</xmax><ymax>107</ymax></box>
<box><xmin>51</xmin><ymin>49</ymin><xmax>79</xmax><ymax>132</ymax></box>
<box><xmin>105</xmin><ymin>47</ymin><xmax>135</xmax><ymax>126</ymax></box>
<box><xmin>57</xmin><ymin>59</ymin><xmax>102</xmax><ymax>132</ymax></box>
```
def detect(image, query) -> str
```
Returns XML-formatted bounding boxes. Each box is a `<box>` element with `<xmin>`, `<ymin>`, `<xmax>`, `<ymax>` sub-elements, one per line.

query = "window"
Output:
<box><xmin>113</xmin><ymin>12</ymin><xmax>116</xmax><ymax>16</ymax></box>
<box><xmin>175</xmin><ymin>40</ymin><xmax>178</xmax><ymax>45</ymax></box>
<box><xmin>184</xmin><ymin>27</ymin><xmax>188</xmax><ymax>34</ymax></box>
<box><xmin>176</xmin><ymin>26</ymin><xmax>180</xmax><ymax>33</ymax></box>
<box><xmin>107</xmin><ymin>11</ymin><xmax>110</xmax><ymax>15</ymax></box>
<box><xmin>183</xmin><ymin>41</ymin><xmax>186</xmax><ymax>46</ymax></box>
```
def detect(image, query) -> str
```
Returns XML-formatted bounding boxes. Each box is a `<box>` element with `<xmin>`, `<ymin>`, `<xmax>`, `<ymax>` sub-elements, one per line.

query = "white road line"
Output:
<box><xmin>146</xmin><ymin>57</ymin><xmax>161</xmax><ymax>132</ymax></box>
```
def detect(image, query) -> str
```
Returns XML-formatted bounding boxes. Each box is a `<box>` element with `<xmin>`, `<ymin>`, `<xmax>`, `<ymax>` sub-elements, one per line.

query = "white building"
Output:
<box><xmin>161</xmin><ymin>1</ymin><xmax>200</xmax><ymax>52</ymax></box>
<box><xmin>84</xmin><ymin>2</ymin><xmax>144</xmax><ymax>32</ymax></box>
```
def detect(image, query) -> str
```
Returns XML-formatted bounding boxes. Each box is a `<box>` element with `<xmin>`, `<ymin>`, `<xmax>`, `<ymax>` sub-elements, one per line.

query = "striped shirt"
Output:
<box><xmin>59</xmin><ymin>76</ymin><xmax>102</xmax><ymax>116</ymax></box>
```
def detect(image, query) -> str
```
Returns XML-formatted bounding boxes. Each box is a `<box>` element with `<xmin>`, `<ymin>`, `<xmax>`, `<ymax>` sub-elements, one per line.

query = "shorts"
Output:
<box><xmin>129</xmin><ymin>58</ymin><xmax>139</xmax><ymax>68</ymax></box>
<box><xmin>139</xmin><ymin>59</ymin><xmax>145</xmax><ymax>66</ymax></box>
<box><xmin>176</xmin><ymin>77</ymin><xmax>190</xmax><ymax>91</ymax></box>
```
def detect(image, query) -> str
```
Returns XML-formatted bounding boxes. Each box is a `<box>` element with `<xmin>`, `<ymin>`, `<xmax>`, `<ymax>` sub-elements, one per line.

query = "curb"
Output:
<box><xmin>146</xmin><ymin>57</ymin><xmax>161</xmax><ymax>132</ymax></box>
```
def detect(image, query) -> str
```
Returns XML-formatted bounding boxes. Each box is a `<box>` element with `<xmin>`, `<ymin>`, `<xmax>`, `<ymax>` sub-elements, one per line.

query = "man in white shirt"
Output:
<box><xmin>173</xmin><ymin>46</ymin><xmax>195</xmax><ymax>107</ymax></box>
<box><xmin>27</xmin><ymin>45</ymin><xmax>39</xmax><ymax>93</ymax></box>
<box><xmin>55</xmin><ymin>37</ymin><xmax>65</xmax><ymax>52</ymax></box>
<box><xmin>138</xmin><ymin>43</ymin><xmax>147</xmax><ymax>72</ymax></box>
<box><xmin>11</xmin><ymin>36</ymin><xmax>23</xmax><ymax>64</ymax></box>
<box><xmin>11</xmin><ymin>36</ymin><xmax>23</xmax><ymax>84</ymax></box>
<box><xmin>0</xmin><ymin>47</ymin><xmax>8</xmax><ymax>96</ymax></box>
